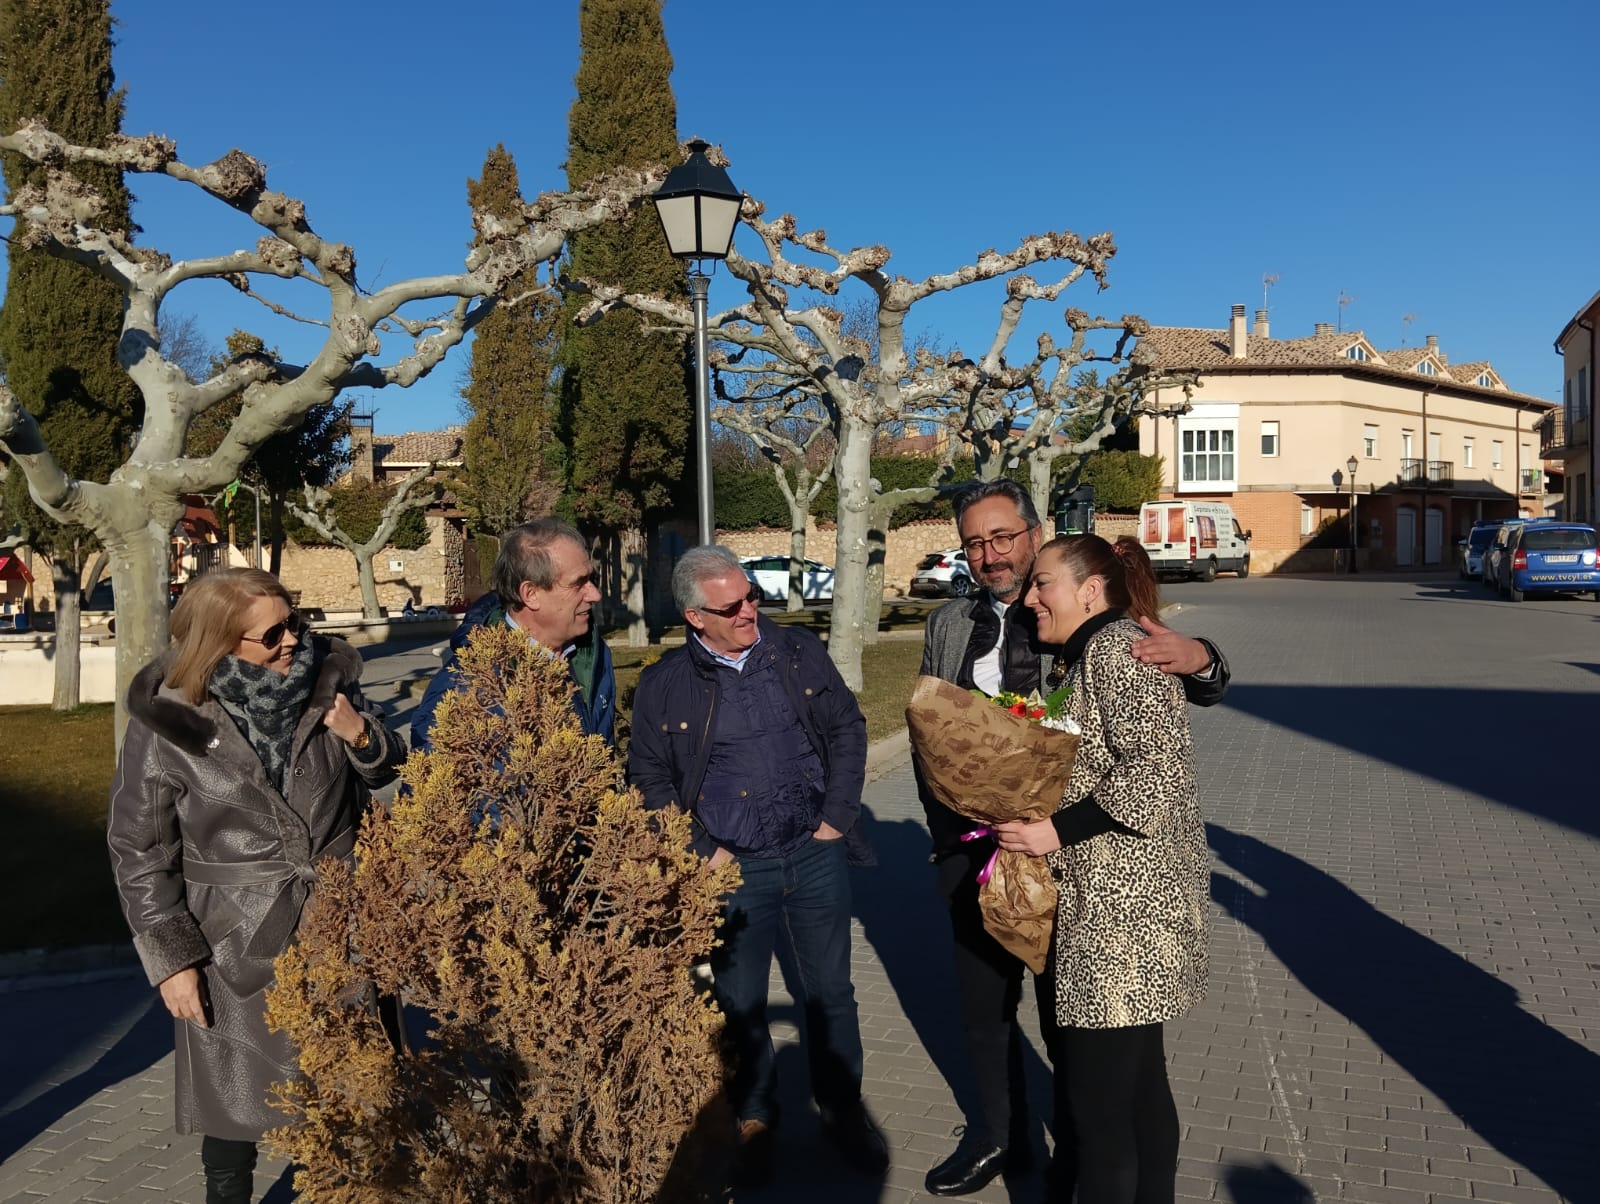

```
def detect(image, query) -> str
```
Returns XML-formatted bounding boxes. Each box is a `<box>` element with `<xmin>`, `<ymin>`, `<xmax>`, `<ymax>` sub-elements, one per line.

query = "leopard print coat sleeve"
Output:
<box><xmin>1047</xmin><ymin>618</ymin><xmax>1209</xmax><ymax>1029</ymax></box>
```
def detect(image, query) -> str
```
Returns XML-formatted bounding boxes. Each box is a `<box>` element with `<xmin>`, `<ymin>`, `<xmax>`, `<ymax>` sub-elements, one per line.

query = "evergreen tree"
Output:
<box><xmin>561</xmin><ymin>0</ymin><xmax>688</xmax><ymax>646</ymax></box>
<box><xmin>459</xmin><ymin>145</ymin><xmax>562</xmax><ymax>535</ymax></box>
<box><xmin>267</xmin><ymin>623</ymin><xmax>734</xmax><ymax>1200</ymax></box>
<box><xmin>0</xmin><ymin>0</ymin><xmax>139</xmax><ymax>708</ymax></box>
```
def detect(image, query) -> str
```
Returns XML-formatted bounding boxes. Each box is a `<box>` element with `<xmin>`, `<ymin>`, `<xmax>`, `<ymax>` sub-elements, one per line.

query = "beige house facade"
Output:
<box><xmin>1551</xmin><ymin>289</ymin><xmax>1596</xmax><ymax>525</ymax></box>
<box><xmin>1139</xmin><ymin>305</ymin><xmax>1556</xmax><ymax>572</ymax></box>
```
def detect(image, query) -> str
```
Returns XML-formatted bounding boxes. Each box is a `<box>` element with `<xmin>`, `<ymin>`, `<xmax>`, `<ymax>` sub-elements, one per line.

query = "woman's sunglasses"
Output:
<box><xmin>239</xmin><ymin>611</ymin><xmax>307</xmax><ymax>651</ymax></box>
<box><xmin>696</xmin><ymin>585</ymin><xmax>762</xmax><ymax>619</ymax></box>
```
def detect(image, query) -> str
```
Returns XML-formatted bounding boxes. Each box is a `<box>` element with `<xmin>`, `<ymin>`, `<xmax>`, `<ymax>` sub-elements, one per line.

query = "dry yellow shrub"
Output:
<box><xmin>265</xmin><ymin>623</ymin><xmax>738</xmax><ymax>1202</ymax></box>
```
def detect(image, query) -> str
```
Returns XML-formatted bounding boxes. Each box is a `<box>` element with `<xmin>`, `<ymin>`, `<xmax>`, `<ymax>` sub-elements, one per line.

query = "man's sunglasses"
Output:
<box><xmin>239</xmin><ymin>611</ymin><xmax>307</xmax><ymax>651</ymax></box>
<box><xmin>695</xmin><ymin>585</ymin><xmax>762</xmax><ymax>619</ymax></box>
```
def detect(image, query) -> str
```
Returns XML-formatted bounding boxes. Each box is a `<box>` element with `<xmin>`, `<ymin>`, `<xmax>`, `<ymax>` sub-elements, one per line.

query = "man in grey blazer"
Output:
<box><xmin>919</xmin><ymin>479</ymin><xmax>1230</xmax><ymax>1197</ymax></box>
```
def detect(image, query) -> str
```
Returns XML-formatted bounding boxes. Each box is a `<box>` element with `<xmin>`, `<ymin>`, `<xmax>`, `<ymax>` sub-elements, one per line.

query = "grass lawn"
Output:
<box><xmin>1</xmin><ymin>613</ymin><xmax>930</xmax><ymax>953</ymax></box>
<box><xmin>0</xmin><ymin>703</ymin><xmax>122</xmax><ymax>954</ymax></box>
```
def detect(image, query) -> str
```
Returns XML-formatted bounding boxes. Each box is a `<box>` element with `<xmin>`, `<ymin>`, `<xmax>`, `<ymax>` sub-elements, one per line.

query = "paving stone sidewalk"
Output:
<box><xmin>4</xmin><ymin>577</ymin><xmax>1595</xmax><ymax>1202</ymax></box>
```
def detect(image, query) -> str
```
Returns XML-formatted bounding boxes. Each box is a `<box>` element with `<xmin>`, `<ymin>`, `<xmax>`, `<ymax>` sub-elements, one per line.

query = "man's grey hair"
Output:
<box><xmin>952</xmin><ymin>479</ymin><xmax>1042</xmax><ymax>533</ymax></box>
<box><xmin>492</xmin><ymin>517</ymin><xmax>586</xmax><ymax>609</ymax></box>
<box><xmin>672</xmin><ymin>544</ymin><xmax>746</xmax><ymax>612</ymax></box>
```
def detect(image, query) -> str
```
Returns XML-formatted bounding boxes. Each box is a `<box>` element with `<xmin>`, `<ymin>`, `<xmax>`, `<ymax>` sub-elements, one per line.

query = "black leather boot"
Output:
<box><xmin>201</xmin><ymin>1135</ymin><xmax>257</xmax><ymax>1204</ymax></box>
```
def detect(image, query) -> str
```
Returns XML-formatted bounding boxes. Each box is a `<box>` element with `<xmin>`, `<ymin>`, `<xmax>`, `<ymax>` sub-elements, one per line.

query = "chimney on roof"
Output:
<box><xmin>349</xmin><ymin>410</ymin><xmax>375</xmax><ymax>483</ymax></box>
<box><xmin>1229</xmin><ymin>303</ymin><xmax>1248</xmax><ymax>359</ymax></box>
<box><xmin>1314</xmin><ymin>322</ymin><xmax>1335</xmax><ymax>336</ymax></box>
<box><xmin>1254</xmin><ymin>308</ymin><xmax>1270</xmax><ymax>340</ymax></box>
<box><xmin>1425</xmin><ymin>333</ymin><xmax>1447</xmax><ymax>364</ymax></box>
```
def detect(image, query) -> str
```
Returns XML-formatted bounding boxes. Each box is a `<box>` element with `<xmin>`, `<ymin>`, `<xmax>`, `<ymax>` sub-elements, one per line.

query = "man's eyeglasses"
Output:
<box><xmin>695</xmin><ymin>585</ymin><xmax>762</xmax><ymax>619</ymax></box>
<box><xmin>239</xmin><ymin>611</ymin><xmax>306</xmax><ymax>651</ymax></box>
<box><xmin>960</xmin><ymin>526</ymin><xmax>1036</xmax><ymax>558</ymax></box>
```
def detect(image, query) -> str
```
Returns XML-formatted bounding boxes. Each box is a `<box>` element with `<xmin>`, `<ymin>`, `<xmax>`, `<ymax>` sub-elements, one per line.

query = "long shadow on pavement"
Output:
<box><xmin>0</xmin><ymin>983</ymin><xmax>169</xmax><ymax>1164</ymax></box>
<box><xmin>732</xmin><ymin>808</ymin><xmax>1055</xmax><ymax>1201</ymax></box>
<box><xmin>1219</xmin><ymin>684</ymin><xmax>1600</xmax><ymax>841</ymax></box>
<box><xmin>851</xmin><ymin>812</ymin><xmax>1057</xmax><ymax>1154</ymax></box>
<box><xmin>1210</xmin><ymin>823</ymin><xmax>1597</xmax><ymax>1201</ymax></box>
<box><xmin>1223</xmin><ymin>1160</ymin><xmax>1315</xmax><ymax>1204</ymax></box>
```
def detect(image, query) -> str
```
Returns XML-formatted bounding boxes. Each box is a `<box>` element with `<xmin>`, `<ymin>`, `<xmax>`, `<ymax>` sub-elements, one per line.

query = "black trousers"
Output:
<box><xmin>200</xmin><ymin>1135</ymin><xmax>257</xmax><ymax>1204</ymax></box>
<box><xmin>936</xmin><ymin>849</ymin><xmax>1072</xmax><ymax>1176</ymax></box>
<box><xmin>1054</xmin><ymin>1022</ymin><xmax>1180</xmax><ymax>1204</ymax></box>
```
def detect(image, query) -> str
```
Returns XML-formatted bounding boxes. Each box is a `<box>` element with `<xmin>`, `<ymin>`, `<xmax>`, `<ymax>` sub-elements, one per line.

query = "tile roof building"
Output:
<box><xmin>1136</xmin><ymin>305</ymin><xmax>1557</xmax><ymax>572</ymax></box>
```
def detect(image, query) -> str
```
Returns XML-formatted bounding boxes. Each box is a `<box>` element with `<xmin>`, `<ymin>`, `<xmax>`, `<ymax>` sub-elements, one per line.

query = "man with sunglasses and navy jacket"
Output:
<box><xmin>410</xmin><ymin>518</ymin><xmax>614</xmax><ymax>752</ymax></box>
<box><xmin>628</xmin><ymin>544</ymin><xmax>888</xmax><ymax>1188</ymax></box>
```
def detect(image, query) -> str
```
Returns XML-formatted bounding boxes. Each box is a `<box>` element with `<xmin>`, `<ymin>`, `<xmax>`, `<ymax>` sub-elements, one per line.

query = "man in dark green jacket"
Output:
<box><xmin>410</xmin><ymin>518</ymin><xmax>614</xmax><ymax>752</ymax></box>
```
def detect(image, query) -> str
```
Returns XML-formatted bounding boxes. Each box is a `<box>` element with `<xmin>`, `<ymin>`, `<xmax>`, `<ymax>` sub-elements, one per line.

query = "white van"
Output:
<box><xmin>1137</xmin><ymin>500</ymin><xmax>1252</xmax><ymax>581</ymax></box>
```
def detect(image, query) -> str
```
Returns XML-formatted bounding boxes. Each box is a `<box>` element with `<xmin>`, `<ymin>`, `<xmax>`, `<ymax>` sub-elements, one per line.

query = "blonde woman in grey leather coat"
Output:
<box><xmin>108</xmin><ymin>568</ymin><xmax>404</xmax><ymax>1203</ymax></box>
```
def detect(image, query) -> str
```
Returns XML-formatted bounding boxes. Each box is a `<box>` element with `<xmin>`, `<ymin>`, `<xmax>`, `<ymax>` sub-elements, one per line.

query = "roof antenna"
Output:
<box><xmin>1400</xmin><ymin>312</ymin><xmax>1417</xmax><ymax>347</ymax></box>
<box><xmin>1337</xmin><ymin>290</ymin><xmax>1356</xmax><ymax>333</ymax></box>
<box><xmin>1262</xmin><ymin>273</ymin><xmax>1279</xmax><ymax>313</ymax></box>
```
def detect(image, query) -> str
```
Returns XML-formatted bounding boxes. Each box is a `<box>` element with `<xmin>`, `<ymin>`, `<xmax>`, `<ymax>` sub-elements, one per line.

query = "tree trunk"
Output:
<box><xmin>786</xmin><ymin>511</ymin><xmax>807</xmax><ymax>613</ymax></box>
<box><xmin>269</xmin><ymin>493</ymin><xmax>285</xmax><ymax>575</ymax></box>
<box><xmin>356</xmin><ymin>548</ymin><xmax>382</xmax><ymax>619</ymax></box>
<box><xmin>106</xmin><ymin>523</ymin><xmax>175</xmax><ymax>746</ymax></box>
<box><xmin>862</xmin><ymin>504</ymin><xmax>889</xmax><ymax>647</ymax></box>
<box><xmin>83</xmin><ymin>550</ymin><xmax>110</xmax><ymax>598</ymax></box>
<box><xmin>621</xmin><ymin>525</ymin><xmax>647</xmax><ymax>648</ymax></box>
<box><xmin>50</xmin><ymin>553</ymin><xmax>82</xmax><ymax>711</ymax></box>
<box><xmin>1030</xmin><ymin>456</ymin><xmax>1054</xmax><ymax>529</ymax></box>
<box><xmin>974</xmin><ymin>443</ymin><xmax>1005</xmax><ymax>483</ymax></box>
<box><xmin>826</xmin><ymin>415</ymin><xmax>874</xmax><ymax>692</ymax></box>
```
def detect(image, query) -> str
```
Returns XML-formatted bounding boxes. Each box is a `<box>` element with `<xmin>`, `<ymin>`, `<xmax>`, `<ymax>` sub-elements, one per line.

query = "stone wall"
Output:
<box><xmin>276</xmin><ymin>515</ymin><xmax>455</xmax><ymax>614</ymax></box>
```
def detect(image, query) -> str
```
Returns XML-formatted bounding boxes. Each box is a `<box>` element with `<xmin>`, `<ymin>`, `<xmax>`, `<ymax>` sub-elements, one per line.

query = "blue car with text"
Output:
<box><xmin>1502</xmin><ymin>523</ymin><xmax>1600</xmax><ymax>603</ymax></box>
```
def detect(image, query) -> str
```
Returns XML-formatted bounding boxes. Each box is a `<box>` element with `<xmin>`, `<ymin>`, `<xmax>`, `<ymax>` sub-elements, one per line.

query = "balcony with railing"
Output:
<box><xmin>1520</xmin><ymin>468</ymin><xmax>1543</xmax><ymax>495</ymax></box>
<box><xmin>1398</xmin><ymin>459</ymin><xmax>1454</xmax><ymax>488</ymax></box>
<box><xmin>1540</xmin><ymin>411</ymin><xmax>1566</xmax><ymax>458</ymax></box>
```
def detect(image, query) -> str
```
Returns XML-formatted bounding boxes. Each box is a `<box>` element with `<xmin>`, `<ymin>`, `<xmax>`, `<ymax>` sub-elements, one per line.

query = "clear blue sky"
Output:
<box><xmin>9</xmin><ymin>0</ymin><xmax>1595</xmax><ymax>433</ymax></box>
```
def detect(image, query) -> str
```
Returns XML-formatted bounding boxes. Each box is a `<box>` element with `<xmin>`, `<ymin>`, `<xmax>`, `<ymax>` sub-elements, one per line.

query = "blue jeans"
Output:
<box><xmin>711</xmin><ymin>834</ymin><xmax>863</xmax><ymax>1124</ymax></box>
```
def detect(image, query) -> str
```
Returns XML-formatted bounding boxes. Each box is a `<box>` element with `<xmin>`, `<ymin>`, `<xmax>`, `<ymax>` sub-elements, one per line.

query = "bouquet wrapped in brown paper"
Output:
<box><xmin>905</xmin><ymin>674</ymin><xmax>1081</xmax><ymax>973</ymax></box>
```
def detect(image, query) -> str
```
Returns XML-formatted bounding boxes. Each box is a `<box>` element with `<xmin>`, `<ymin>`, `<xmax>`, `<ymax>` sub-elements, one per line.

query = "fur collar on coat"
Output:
<box><xmin>126</xmin><ymin>635</ymin><xmax>364</xmax><ymax>755</ymax></box>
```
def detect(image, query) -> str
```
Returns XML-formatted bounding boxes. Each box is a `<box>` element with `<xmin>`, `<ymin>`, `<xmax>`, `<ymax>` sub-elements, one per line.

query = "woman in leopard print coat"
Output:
<box><xmin>995</xmin><ymin>534</ymin><xmax>1207</xmax><ymax>1204</ymax></box>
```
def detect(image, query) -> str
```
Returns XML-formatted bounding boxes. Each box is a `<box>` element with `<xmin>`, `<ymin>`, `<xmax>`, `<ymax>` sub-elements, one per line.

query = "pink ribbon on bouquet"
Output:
<box><xmin>961</xmin><ymin>826</ymin><xmax>999</xmax><ymax>885</ymax></box>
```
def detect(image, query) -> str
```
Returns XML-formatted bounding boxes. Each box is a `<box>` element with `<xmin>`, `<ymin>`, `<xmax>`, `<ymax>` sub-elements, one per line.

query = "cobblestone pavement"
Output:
<box><xmin>3</xmin><ymin>575</ymin><xmax>1596</xmax><ymax>1202</ymax></box>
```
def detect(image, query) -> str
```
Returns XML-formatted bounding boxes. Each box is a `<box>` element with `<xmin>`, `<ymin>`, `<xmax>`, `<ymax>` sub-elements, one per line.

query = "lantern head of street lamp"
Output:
<box><xmin>652</xmin><ymin>138</ymin><xmax>743</xmax><ymax>264</ymax></box>
<box><xmin>1346</xmin><ymin>455</ymin><xmax>1359</xmax><ymax>479</ymax></box>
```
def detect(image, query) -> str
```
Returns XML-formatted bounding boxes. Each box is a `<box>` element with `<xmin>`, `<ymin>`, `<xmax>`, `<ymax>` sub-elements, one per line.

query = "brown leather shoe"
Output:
<box><xmin>734</xmin><ymin>1117</ymin><xmax>775</xmax><ymax>1188</ymax></box>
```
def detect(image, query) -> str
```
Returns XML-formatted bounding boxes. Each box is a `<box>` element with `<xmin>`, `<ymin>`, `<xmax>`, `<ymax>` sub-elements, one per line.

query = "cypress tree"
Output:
<box><xmin>0</xmin><ymin>0</ymin><xmax>140</xmax><ymax>707</ymax></box>
<box><xmin>460</xmin><ymin>144</ymin><xmax>563</xmax><ymax>536</ymax></box>
<box><xmin>561</xmin><ymin>0</ymin><xmax>688</xmax><ymax>646</ymax></box>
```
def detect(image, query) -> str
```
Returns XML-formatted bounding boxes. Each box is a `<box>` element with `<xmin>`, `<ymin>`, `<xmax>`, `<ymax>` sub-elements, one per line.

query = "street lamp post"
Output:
<box><xmin>651</xmin><ymin>139</ymin><xmax>743</xmax><ymax>546</ymax></box>
<box><xmin>1346</xmin><ymin>454</ymin><xmax>1359</xmax><ymax>574</ymax></box>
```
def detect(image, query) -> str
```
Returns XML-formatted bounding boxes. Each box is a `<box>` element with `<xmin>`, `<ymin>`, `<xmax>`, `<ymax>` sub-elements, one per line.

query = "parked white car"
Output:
<box><xmin>741</xmin><ymin>555</ymin><xmax>835</xmax><ymax>603</ymax></box>
<box><xmin>910</xmin><ymin>548</ymin><xmax>975</xmax><ymax>598</ymax></box>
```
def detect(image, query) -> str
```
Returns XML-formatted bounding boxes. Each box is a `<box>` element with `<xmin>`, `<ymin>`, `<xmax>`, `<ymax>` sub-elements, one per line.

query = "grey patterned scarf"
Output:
<box><xmin>208</xmin><ymin>641</ymin><xmax>318</xmax><ymax>791</ymax></box>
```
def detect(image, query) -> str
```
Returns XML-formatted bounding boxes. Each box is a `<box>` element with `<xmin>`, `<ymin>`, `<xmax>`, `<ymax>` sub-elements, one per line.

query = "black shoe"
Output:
<box><xmin>925</xmin><ymin>1129</ymin><xmax>1009</xmax><ymax>1197</ymax></box>
<box><xmin>820</xmin><ymin>1103</ymin><xmax>890</xmax><ymax>1177</ymax></box>
<box><xmin>733</xmin><ymin>1117</ymin><xmax>775</xmax><ymax>1188</ymax></box>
